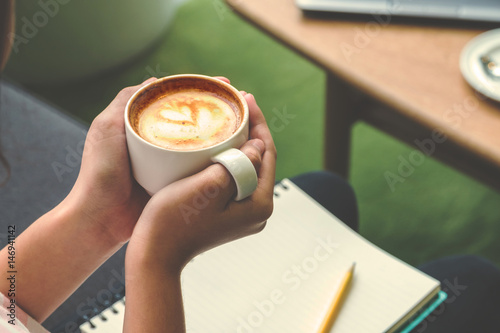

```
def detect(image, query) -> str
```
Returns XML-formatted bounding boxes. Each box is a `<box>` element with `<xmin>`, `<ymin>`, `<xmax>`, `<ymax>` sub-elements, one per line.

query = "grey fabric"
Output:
<box><xmin>0</xmin><ymin>80</ymin><xmax>127</xmax><ymax>332</ymax></box>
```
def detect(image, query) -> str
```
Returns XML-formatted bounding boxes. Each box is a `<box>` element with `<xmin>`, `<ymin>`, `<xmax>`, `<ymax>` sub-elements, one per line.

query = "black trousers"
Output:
<box><xmin>291</xmin><ymin>171</ymin><xmax>500</xmax><ymax>333</ymax></box>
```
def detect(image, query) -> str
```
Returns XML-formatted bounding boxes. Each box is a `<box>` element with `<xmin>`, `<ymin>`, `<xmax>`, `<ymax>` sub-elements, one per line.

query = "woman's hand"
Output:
<box><xmin>126</xmin><ymin>92</ymin><xmax>276</xmax><ymax>272</ymax></box>
<box><xmin>63</xmin><ymin>78</ymin><xmax>158</xmax><ymax>245</ymax></box>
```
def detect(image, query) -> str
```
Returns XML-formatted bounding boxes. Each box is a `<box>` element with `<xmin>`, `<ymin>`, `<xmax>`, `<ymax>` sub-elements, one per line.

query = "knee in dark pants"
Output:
<box><xmin>290</xmin><ymin>171</ymin><xmax>359</xmax><ymax>231</ymax></box>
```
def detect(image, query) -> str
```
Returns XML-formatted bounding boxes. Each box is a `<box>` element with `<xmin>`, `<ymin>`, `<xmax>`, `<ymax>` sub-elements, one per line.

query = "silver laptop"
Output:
<box><xmin>296</xmin><ymin>0</ymin><xmax>500</xmax><ymax>23</ymax></box>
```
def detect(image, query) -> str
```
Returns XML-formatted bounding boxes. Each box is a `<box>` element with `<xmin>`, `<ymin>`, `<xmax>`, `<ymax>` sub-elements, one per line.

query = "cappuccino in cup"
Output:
<box><xmin>125</xmin><ymin>74</ymin><xmax>258</xmax><ymax>199</ymax></box>
<box><xmin>130</xmin><ymin>90</ymin><xmax>242</xmax><ymax>151</ymax></box>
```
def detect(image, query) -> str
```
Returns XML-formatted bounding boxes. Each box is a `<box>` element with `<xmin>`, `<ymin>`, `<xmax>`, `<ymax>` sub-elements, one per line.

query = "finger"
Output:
<box><xmin>206</xmin><ymin>138</ymin><xmax>264</xmax><ymax>205</ymax></box>
<box><xmin>223</xmin><ymin>94</ymin><xmax>276</xmax><ymax>226</ymax></box>
<box><xmin>89</xmin><ymin>77</ymin><xmax>159</xmax><ymax>141</ymax></box>
<box><xmin>214</xmin><ymin>76</ymin><xmax>230</xmax><ymax>84</ymax></box>
<box><xmin>115</xmin><ymin>77</ymin><xmax>158</xmax><ymax>108</ymax></box>
<box><xmin>239</xmin><ymin>139</ymin><xmax>265</xmax><ymax>173</ymax></box>
<box><xmin>246</xmin><ymin>94</ymin><xmax>277</xmax><ymax>199</ymax></box>
<box><xmin>101</xmin><ymin>77</ymin><xmax>158</xmax><ymax>119</ymax></box>
<box><xmin>172</xmin><ymin>137</ymin><xmax>263</xmax><ymax>211</ymax></box>
<box><xmin>141</xmin><ymin>76</ymin><xmax>158</xmax><ymax>85</ymax></box>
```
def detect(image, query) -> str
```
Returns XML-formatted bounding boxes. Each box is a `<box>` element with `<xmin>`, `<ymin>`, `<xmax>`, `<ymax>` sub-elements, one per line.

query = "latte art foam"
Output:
<box><xmin>136</xmin><ymin>91</ymin><xmax>240</xmax><ymax>150</ymax></box>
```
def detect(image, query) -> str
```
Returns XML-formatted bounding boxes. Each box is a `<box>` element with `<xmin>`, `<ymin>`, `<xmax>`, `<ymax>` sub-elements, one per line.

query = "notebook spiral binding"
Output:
<box><xmin>80</xmin><ymin>293</ymin><xmax>125</xmax><ymax>330</ymax></box>
<box><xmin>273</xmin><ymin>181</ymin><xmax>289</xmax><ymax>197</ymax></box>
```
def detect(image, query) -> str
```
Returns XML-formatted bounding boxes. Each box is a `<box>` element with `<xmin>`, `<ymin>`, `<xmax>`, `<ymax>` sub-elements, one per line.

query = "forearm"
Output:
<box><xmin>0</xmin><ymin>197</ymin><xmax>124</xmax><ymax>322</ymax></box>
<box><xmin>124</xmin><ymin>257</ymin><xmax>185</xmax><ymax>333</ymax></box>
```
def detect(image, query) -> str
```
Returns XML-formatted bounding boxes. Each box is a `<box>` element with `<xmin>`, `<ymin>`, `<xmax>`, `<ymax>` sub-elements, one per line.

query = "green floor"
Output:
<box><xmin>11</xmin><ymin>0</ymin><xmax>500</xmax><ymax>267</ymax></box>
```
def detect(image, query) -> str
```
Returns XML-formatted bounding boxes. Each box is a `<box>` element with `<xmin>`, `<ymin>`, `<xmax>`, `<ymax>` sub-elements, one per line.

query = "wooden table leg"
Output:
<box><xmin>324</xmin><ymin>73</ymin><xmax>359</xmax><ymax>179</ymax></box>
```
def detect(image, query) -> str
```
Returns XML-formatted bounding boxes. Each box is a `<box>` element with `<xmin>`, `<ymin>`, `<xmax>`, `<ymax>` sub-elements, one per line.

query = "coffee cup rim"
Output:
<box><xmin>124</xmin><ymin>74</ymin><xmax>250</xmax><ymax>153</ymax></box>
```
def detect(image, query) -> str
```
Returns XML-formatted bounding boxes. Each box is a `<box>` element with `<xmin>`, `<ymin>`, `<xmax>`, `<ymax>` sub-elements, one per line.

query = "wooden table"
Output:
<box><xmin>226</xmin><ymin>0</ymin><xmax>500</xmax><ymax>190</ymax></box>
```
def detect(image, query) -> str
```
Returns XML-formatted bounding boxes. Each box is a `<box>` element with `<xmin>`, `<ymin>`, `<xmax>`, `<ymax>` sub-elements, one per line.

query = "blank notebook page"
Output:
<box><xmin>181</xmin><ymin>179</ymin><xmax>440</xmax><ymax>333</ymax></box>
<box><xmin>80</xmin><ymin>179</ymin><xmax>439</xmax><ymax>333</ymax></box>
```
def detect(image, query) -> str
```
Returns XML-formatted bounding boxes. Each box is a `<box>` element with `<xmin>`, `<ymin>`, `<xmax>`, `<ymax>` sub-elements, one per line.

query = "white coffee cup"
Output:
<box><xmin>124</xmin><ymin>74</ymin><xmax>258</xmax><ymax>200</ymax></box>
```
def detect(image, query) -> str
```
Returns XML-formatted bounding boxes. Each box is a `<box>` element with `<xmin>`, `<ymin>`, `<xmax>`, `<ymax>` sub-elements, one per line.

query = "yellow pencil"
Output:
<box><xmin>317</xmin><ymin>262</ymin><xmax>356</xmax><ymax>333</ymax></box>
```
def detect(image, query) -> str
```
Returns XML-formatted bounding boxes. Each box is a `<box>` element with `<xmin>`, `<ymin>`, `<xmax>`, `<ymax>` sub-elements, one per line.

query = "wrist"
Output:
<box><xmin>125</xmin><ymin>231</ymin><xmax>186</xmax><ymax>279</ymax></box>
<box><xmin>55</xmin><ymin>193</ymin><xmax>125</xmax><ymax>252</ymax></box>
<box><xmin>123</xmin><ymin>252</ymin><xmax>185</xmax><ymax>333</ymax></box>
<box><xmin>7</xmin><ymin>192</ymin><xmax>126</xmax><ymax>321</ymax></box>
<box><xmin>125</xmin><ymin>253</ymin><xmax>182</xmax><ymax>282</ymax></box>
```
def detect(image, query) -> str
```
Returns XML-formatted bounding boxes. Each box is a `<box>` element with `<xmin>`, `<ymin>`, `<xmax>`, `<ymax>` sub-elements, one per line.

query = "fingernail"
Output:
<box><xmin>251</xmin><ymin>139</ymin><xmax>265</xmax><ymax>154</ymax></box>
<box><xmin>143</xmin><ymin>77</ymin><xmax>157</xmax><ymax>84</ymax></box>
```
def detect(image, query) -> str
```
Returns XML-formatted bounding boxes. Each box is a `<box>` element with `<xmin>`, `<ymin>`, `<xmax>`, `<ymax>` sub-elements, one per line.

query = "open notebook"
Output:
<box><xmin>80</xmin><ymin>179</ymin><xmax>443</xmax><ymax>333</ymax></box>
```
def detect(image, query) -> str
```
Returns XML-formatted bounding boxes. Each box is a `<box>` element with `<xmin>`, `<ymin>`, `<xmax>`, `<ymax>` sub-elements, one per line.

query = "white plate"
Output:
<box><xmin>460</xmin><ymin>28</ymin><xmax>500</xmax><ymax>102</ymax></box>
